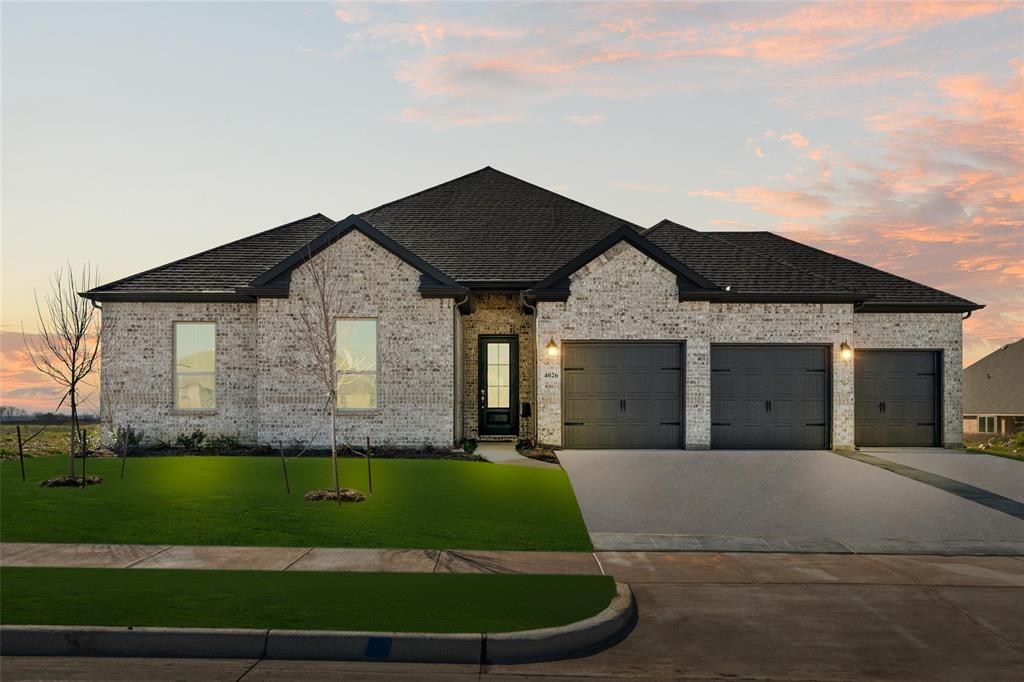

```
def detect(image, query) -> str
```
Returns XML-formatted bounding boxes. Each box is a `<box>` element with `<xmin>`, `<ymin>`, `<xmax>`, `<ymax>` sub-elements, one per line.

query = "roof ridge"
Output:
<box><xmin>360</xmin><ymin>166</ymin><xmax>643</xmax><ymax>232</ymax></box>
<box><xmin>734</xmin><ymin>231</ymin><xmax>976</xmax><ymax>305</ymax></box>
<box><xmin>87</xmin><ymin>213</ymin><xmax>333</xmax><ymax>293</ymax></box>
<box><xmin>358</xmin><ymin>167</ymin><xmax>495</xmax><ymax>217</ymax></box>
<box><xmin>645</xmin><ymin>218</ymin><xmax>696</xmax><ymax>236</ymax></box>
<box><xmin>696</xmin><ymin>229</ymin><xmax>860</xmax><ymax>294</ymax></box>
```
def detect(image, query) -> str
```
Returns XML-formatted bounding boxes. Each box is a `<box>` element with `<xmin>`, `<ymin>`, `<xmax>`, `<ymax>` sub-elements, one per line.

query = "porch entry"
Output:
<box><xmin>478</xmin><ymin>335</ymin><xmax>519</xmax><ymax>436</ymax></box>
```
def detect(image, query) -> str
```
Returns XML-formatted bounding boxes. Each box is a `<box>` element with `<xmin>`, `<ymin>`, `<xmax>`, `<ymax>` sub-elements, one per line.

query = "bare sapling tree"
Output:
<box><xmin>22</xmin><ymin>263</ymin><xmax>101</xmax><ymax>480</ymax></box>
<box><xmin>281</xmin><ymin>249</ymin><xmax>371</xmax><ymax>503</ymax></box>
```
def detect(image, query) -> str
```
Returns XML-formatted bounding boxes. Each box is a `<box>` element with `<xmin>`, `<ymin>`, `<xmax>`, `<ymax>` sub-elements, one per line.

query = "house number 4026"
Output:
<box><xmin>544</xmin><ymin>371</ymin><xmax>560</xmax><ymax>379</ymax></box>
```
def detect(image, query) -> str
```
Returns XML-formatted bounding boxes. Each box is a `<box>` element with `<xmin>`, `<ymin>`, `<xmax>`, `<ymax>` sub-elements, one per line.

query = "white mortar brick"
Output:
<box><xmin>854</xmin><ymin>312</ymin><xmax>963</xmax><ymax>447</ymax></box>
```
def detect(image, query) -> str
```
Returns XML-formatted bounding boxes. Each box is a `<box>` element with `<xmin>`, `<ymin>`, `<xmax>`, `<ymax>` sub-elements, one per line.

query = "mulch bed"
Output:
<box><xmin>304</xmin><ymin>488</ymin><xmax>367</xmax><ymax>503</ymax></box>
<box><xmin>517</xmin><ymin>447</ymin><xmax>560</xmax><ymax>464</ymax></box>
<box><xmin>38</xmin><ymin>475</ymin><xmax>104</xmax><ymax>488</ymax></box>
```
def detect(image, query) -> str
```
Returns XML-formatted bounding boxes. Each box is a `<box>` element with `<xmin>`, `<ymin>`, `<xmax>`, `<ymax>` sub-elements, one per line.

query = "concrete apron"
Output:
<box><xmin>0</xmin><ymin>583</ymin><xmax>636</xmax><ymax>664</ymax></box>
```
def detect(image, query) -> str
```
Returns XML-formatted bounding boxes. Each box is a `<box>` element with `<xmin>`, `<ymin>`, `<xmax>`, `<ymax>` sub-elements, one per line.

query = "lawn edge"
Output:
<box><xmin>0</xmin><ymin>583</ymin><xmax>634</xmax><ymax>664</ymax></box>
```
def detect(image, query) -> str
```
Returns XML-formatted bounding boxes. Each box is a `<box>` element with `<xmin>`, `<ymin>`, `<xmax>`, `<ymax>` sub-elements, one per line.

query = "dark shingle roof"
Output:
<box><xmin>86</xmin><ymin>214</ymin><xmax>334</xmax><ymax>295</ymax></box>
<box><xmin>712</xmin><ymin>231</ymin><xmax>979</xmax><ymax>308</ymax></box>
<box><xmin>645</xmin><ymin>220</ymin><xmax>858</xmax><ymax>297</ymax></box>
<box><xmin>360</xmin><ymin>167</ymin><xmax>641</xmax><ymax>284</ymax></box>
<box><xmin>82</xmin><ymin>168</ymin><xmax>981</xmax><ymax>311</ymax></box>
<box><xmin>963</xmin><ymin>338</ymin><xmax>1024</xmax><ymax>415</ymax></box>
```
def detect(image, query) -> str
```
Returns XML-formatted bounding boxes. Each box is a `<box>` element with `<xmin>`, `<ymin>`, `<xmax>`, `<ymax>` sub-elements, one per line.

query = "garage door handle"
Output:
<box><xmin>765</xmin><ymin>400</ymin><xmax>772</xmax><ymax>412</ymax></box>
<box><xmin>564</xmin><ymin>422</ymin><xmax>584</xmax><ymax>426</ymax></box>
<box><xmin>660</xmin><ymin>422</ymin><xmax>680</xmax><ymax>426</ymax></box>
<box><xmin>712</xmin><ymin>422</ymin><xmax>731</xmax><ymax>426</ymax></box>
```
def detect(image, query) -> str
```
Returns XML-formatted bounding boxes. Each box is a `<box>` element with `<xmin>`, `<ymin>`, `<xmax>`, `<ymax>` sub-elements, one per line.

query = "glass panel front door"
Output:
<box><xmin>478</xmin><ymin>336</ymin><xmax>518</xmax><ymax>436</ymax></box>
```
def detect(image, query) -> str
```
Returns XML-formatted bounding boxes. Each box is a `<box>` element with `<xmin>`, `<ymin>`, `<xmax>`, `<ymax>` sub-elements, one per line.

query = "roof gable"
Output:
<box><xmin>244</xmin><ymin>215</ymin><xmax>465</xmax><ymax>298</ymax></box>
<box><xmin>360</xmin><ymin>167</ymin><xmax>644</xmax><ymax>285</ymax></box>
<box><xmin>527</xmin><ymin>224</ymin><xmax>721</xmax><ymax>302</ymax></box>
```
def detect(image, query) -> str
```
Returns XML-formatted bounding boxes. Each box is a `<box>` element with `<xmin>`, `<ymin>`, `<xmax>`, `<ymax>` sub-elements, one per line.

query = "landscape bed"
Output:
<box><xmin>0</xmin><ymin>456</ymin><xmax>592</xmax><ymax>551</ymax></box>
<box><xmin>0</xmin><ymin>567</ymin><xmax>616</xmax><ymax>633</ymax></box>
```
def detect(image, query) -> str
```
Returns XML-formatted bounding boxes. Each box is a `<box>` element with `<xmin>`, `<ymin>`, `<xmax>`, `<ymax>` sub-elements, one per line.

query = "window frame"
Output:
<box><xmin>335</xmin><ymin>317</ymin><xmax>379</xmax><ymax>411</ymax></box>
<box><xmin>978</xmin><ymin>416</ymin><xmax>996</xmax><ymax>433</ymax></box>
<box><xmin>172</xmin><ymin>321</ymin><xmax>218</xmax><ymax>411</ymax></box>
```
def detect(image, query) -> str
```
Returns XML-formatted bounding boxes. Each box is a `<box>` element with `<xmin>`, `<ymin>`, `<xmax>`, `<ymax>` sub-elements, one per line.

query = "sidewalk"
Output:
<box><xmin>3</xmin><ymin>542</ymin><xmax>1023</xmax><ymax>586</ymax></box>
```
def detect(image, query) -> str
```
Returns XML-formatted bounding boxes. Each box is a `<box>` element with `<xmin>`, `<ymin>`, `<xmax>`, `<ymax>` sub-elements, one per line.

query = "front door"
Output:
<box><xmin>478</xmin><ymin>335</ymin><xmax>519</xmax><ymax>436</ymax></box>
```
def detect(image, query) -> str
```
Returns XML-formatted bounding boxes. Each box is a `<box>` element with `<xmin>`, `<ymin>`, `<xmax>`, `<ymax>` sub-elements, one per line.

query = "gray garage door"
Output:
<box><xmin>711</xmin><ymin>345</ymin><xmax>830</xmax><ymax>449</ymax></box>
<box><xmin>563</xmin><ymin>343</ymin><xmax>683</xmax><ymax>448</ymax></box>
<box><xmin>855</xmin><ymin>350</ymin><xmax>940</xmax><ymax>446</ymax></box>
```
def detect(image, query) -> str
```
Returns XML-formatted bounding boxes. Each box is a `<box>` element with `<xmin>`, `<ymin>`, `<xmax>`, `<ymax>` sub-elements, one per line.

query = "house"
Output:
<box><xmin>83</xmin><ymin>167</ymin><xmax>982</xmax><ymax>450</ymax></box>
<box><xmin>963</xmin><ymin>338</ymin><xmax>1024</xmax><ymax>437</ymax></box>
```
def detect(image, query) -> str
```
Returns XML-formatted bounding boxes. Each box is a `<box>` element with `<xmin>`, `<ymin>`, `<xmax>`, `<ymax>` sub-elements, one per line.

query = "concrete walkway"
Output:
<box><xmin>4</xmin><ymin>552</ymin><xmax>1023</xmax><ymax>680</ymax></box>
<box><xmin>475</xmin><ymin>442</ymin><xmax>557</xmax><ymax>468</ymax></box>
<box><xmin>0</xmin><ymin>543</ymin><xmax>602</xmax><ymax>575</ymax></box>
<box><xmin>4</xmin><ymin>542</ymin><xmax>1024</xmax><ymax>586</ymax></box>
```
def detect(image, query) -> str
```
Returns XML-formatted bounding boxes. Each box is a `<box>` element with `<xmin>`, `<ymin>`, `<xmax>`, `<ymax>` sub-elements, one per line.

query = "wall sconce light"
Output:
<box><xmin>546</xmin><ymin>339</ymin><xmax>559</xmax><ymax>358</ymax></box>
<box><xmin>839</xmin><ymin>341</ymin><xmax>853</xmax><ymax>360</ymax></box>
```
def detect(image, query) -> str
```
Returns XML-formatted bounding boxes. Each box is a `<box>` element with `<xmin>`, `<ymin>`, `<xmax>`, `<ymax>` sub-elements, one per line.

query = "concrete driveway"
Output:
<box><xmin>559</xmin><ymin>448</ymin><xmax>1024</xmax><ymax>553</ymax></box>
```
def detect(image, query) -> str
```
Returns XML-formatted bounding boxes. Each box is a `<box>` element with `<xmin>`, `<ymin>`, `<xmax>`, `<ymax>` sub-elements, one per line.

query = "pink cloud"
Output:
<box><xmin>0</xmin><ymin>330</ymin><xmax>99</xmax><ymax>414</ymax></box>
<box><xmin>566</xmin><ymin>113</ymin><xmax>604</xmax><ymax>126</ymax></box>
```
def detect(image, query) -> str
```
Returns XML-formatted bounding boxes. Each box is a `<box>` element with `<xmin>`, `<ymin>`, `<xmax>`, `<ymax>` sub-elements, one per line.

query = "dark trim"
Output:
<box><xmin>478</xmin><ymin>334</ymin><xmax>520</xmax><ymax>437</ymax></box>
<box><xmin>249</xmin><ymin>214</ymin><xmax>462</xmax><ymax>291</ymax></box>
<box><xmin>857</xmin><ymin>302</ymin><xmax>984</xmax><ymax>313</ymax></box>
<box><xmin>527</xmin><ymin>225</ymin><xmax>720</xmax><ymax>300</ymax></box>
<box><xmin>80</xmin><ymin>291</ymin><xmax>254</xmax><ymax>303</ymax></box>
<box><xmin>461</xmin><ymin>280</ymin><xmax>537</xmax><ymax>290</ymax></box>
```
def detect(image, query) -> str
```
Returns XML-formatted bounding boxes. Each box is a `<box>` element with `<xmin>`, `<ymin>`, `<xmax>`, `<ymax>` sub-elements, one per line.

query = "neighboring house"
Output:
<box><xmin>83</xmin><ymin>167</ymin><xmax>982</xmax><ymax>450</ymax></box>
<box><xmin>963</xmin><ymin>338</ymin><xmax>1024</xmax><ymax>437</ymax></box>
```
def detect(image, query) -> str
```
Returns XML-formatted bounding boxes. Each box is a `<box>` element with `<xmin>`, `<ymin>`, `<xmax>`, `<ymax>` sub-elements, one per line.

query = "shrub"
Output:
<box><xmin>175</xmin><ymin>428</ymin><xmax>207</xmax><ymax>451</ymax></box>
<box><xmin>204</xmin><ymin>432</ymin><xmax>242</xmax><ymax>454</ymax></box>
<box><xmin>109</xmin><ymin>425</ymin><xmax>145</xmax><ymax>453</ymax></box>
<box><xmin>458</xmin><ymin>438</ymin><xmax>478</xmax><ymax>454</ymax></box>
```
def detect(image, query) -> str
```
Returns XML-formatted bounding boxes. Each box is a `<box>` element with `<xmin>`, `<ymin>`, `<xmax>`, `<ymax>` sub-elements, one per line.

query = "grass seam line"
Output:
<box><xmin>281</xmin><ymin>547</ymin><xmax>314</xmax><ymax>572</ymax></box>
<box><xmin>125</xmin><ymin>544</ymin><xmax>175</xmax><ymax>569</ymax></box>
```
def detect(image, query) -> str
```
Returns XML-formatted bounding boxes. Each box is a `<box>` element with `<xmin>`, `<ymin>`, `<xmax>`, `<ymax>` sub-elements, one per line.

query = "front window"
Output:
<box><xmin>336</xmin><ymin>319</ymin><xmax>378</xmax><ymax>409</ymax></box>
<box><xmin>978</xmin><ymin>416</ymin><xmax>996</xmax><ymax>433</ymax></box>
<box><xmin>174</xmin><ymin>322</ymin><xmax>216</xmax><ymax>409</ymax></box>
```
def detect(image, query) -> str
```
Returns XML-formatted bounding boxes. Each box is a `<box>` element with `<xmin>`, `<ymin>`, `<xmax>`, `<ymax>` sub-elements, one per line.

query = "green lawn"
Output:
<box><xmin>1</xmin><ymin>456</ymin><xmax>591</xmax><ymax>551</ymax></box>
<box><xmin>0</xmin><ymin>567</ymin><xmax>615</xmax><ymax>633</ymax></box>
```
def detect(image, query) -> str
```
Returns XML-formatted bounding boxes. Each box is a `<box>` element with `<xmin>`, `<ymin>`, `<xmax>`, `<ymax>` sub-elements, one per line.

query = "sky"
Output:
<box><xmin>2</xmin><ymin>1</ymin><xmax>1022</xmax><ymax>413</ymax></box>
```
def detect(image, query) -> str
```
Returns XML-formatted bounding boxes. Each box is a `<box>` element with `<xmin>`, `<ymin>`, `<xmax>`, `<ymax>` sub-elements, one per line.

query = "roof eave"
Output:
<box><xmin>857</xmin><ymin>302</ymin><xmax>985</xmax><ymax>313</ymax></box>
<box><xmin>79</xmin><ymin>290</ymin><xmax>255</xmax><ymax>303</ymax></box>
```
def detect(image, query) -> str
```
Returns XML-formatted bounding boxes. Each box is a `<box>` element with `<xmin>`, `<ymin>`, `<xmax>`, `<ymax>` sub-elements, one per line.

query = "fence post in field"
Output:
<box><xmin>16</xmin><ymin>424</ymin><xmax>26</xmax><ymax>482</ymax></box>
<box><xmin>279</xmin><ymin>441</ymin><xmax>290</xmax><ymax>494</ymax></box>
<box><xmin>365</xmin><ymin>435</ymin><xmax>373</xmax><ymax>494</ymax></box>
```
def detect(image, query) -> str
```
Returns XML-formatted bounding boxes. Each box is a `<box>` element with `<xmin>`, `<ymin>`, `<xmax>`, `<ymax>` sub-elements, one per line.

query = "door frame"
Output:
<box><xmin>709</xmin><ymin>343</ymin><xmax>833</xmax><ymax>450</ymax></box>
<box><xmin>477</xmin><ymin>334</ymin><xmax>520</xmax><ymax>437</ymax></box>
<box><xmin>853</xmin><ymin>348</ymin><xmax>943</xmax><ymax>447</ymax></box>
<box><xmin>560</xmin><ymin>340</ymin><xmax>687</xmax><ymax>449</ymax></box>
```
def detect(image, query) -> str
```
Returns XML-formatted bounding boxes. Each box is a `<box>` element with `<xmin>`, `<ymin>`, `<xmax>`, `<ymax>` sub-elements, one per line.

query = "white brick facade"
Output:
<box><xmin>854</xmin><ymin>312</ymin><xmax>963</xmax><ymax>447</ymax></box>
<box><xmin>101</xmin><ymin>231</ymin><xmax>456</xmax><ymax>447</ymax></box>
<box><xmin>100</xmin><ymin>237</ymin><xmax>964</xmax><ymax>451</ymax></box>
<box><xmin>535</xmin><ymin>242</ymin><xmax>963</xmax><ymax>449</ymax></box>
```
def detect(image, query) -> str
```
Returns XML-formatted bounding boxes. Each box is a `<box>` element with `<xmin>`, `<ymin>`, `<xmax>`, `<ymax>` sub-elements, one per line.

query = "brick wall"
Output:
<box><xmin>535</xmin><ymin>241</ymin><xmax>962</xmax><ymax>450</ymax></box>
<box><xmin>99</xmin><ymin>301</ymin><xmax>258</xmax><ymax>443</ymax></box>
<box><xmin>257</xmin><ymin>230</ymin><xmax>456</xmax><ymax>447</ymax></box>
<box><xmin>854</xmin><ymin>312</ymin><xmax>963</xmax><ymax>447</ymax></box>
<box><xmin>101</xmin><ymin>230</ymin><xmax>456</xmax><ymax>448</ymax></box>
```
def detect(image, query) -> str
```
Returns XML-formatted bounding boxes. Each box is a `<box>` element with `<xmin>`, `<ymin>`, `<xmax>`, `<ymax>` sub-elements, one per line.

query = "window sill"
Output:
<box><xmin>335</xmin><ymin>408</ymin><xmax>381</xmax><ymax>415</ymax></box>
<box><xmin>170</xmin><ymin>409</ymin><xmax>219</xmax><ymax>417</ymax></box>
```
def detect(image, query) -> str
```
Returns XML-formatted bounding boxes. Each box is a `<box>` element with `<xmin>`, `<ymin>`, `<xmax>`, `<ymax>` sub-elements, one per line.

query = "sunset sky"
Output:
<box><xmin>2</xmin><ymin>1</ymin><xmax>1022</xmax><ymax>413</ymax></box>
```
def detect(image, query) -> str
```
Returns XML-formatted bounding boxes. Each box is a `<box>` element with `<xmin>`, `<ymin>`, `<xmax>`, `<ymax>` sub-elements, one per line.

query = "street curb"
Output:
<box><xmin>0</xmin><ymin>582</ymin><xmax>635</xmax><ymax>664</ymax></box>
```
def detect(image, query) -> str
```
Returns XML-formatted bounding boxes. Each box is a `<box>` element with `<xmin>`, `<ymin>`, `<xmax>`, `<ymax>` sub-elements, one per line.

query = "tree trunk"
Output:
<box><xmin>68</xmin><ymin>386</ymin><xmax>78</xmax><ymax>476</ymax></box>
<box><xmin>330</xmin><ymin>391</ymin><xmax>340</xmax><ymax>506</ymax></box>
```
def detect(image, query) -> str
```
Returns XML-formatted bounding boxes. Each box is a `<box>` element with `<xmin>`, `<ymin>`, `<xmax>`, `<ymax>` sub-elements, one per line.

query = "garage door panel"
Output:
<box><xmin>711</xmin><ymin>345</ymin><xmax>829</xmax><ymax>450</ymax></box>
<box><xmin>854</xmin><ymin>350</ymin><xmax>939</xmax><ymax>447</ymax></box>
<box><xmin>563</xmin><ymin>343</ymin><xmax>683</xmax><ymax>449</ymax></box>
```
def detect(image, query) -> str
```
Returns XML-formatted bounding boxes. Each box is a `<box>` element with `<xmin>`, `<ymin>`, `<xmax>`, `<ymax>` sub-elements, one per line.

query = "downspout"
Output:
<box><xmin>962</xmin><ymin>311</ymin><xmax>972</xmax><ymax>320</ymax></box>
<box><xmin>519</xmin><ymin>290</ymin><xmax>538</xmax><ymax>444</ymax></box>
<box><xmin>453</xmin><ymin>292</ymin><xmax>470</xmax><ymax>445</ymax></box>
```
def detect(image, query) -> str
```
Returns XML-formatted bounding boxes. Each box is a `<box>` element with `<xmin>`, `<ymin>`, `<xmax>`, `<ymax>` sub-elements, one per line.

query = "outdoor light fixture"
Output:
<box><xmin>840</xmin><ymin>341</ymin><xmax>853</xmax><ymax>360</ymax></box>
<box><xmin>546</xmin><ymin>339</ymin><xmax>559</xmax><ymax>358</ymax></box>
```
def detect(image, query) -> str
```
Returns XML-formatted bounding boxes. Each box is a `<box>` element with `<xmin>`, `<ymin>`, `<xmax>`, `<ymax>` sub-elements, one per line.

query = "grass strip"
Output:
<box><xmin>0</xmin><ymin>567</ymin><xmax>616</xmax><ymax>633</ymax></box>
